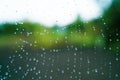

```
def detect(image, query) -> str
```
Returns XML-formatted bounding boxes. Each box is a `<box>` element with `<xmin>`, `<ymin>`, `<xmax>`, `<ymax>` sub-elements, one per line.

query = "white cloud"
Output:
<box><xmin>0</xmin><ymin>0</ymin><xmax>112</xmax><ymax>27</ymax></box>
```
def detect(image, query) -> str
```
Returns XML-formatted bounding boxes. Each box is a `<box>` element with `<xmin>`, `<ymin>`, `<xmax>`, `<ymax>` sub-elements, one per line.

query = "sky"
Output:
<box><xmin>0</xmin><ymin>0</ymin><xmax>112</xmax><ymax>27</ymax></box>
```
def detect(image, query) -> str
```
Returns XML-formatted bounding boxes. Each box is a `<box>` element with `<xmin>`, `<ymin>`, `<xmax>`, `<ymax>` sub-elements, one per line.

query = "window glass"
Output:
<box><xmin>0</xmin><ymin>0</ymin><xmax>120</xmax><ymax>80</ymax></box>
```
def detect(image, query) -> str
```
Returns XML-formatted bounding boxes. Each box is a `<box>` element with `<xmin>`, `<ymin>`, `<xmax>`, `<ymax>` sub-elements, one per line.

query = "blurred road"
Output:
<box><xmin>0</xmin><ymin>46</ymin><xmax>120</xmax><ymax>80</ymax></box>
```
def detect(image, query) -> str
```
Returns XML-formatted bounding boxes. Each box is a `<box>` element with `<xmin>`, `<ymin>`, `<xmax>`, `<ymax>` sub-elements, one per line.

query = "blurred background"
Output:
<box><xmin>0</xmin><ymin>0</ymin><xmax>119</xmax><ymax>52</ymax></box>
<box><xmin>0</xmin><ymin>0</ymin><xmax>120</xmax><ymax>80</ymax></box>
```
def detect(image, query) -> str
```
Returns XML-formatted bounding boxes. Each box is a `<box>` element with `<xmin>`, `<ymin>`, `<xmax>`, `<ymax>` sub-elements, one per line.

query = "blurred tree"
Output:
<box><xmin>0</xmin><ymin>23</ymin><xmax>20</xmax><ymax>35</ymax></box>
<box><xmin>102</xmin><ymin>0</ymin><xmax>120</xmax><ymax>52</ymax></box>
<box><xmin>66</xmin><ymin>17</ymin><xmax>85</xmax><ymax>33</ymax></box>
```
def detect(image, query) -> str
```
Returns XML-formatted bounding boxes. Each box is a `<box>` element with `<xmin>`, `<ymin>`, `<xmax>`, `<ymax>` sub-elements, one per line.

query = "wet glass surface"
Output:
<box><xmin>0</xmin><ymin>0</ymin><xmax>120</xmax><ymax>80</ymax></box>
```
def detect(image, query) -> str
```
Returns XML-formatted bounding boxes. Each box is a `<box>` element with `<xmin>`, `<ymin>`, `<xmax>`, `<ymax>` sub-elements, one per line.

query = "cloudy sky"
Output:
<box><xmin>0</xmin><ymin>0</ymin><xmax>112</xmax><ymax>27</ymax></box>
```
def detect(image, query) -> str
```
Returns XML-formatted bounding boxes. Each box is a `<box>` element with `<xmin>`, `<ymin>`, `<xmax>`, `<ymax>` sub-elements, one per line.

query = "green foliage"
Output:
<box><xmin>0</xmin><ymin>23</ymin><xmax>19</xmax><ymax>35</ymax></box>
<box><xmin>101</xmin><ymin>1</ymin><xmax>120</xmax><ymax>52</ymax></box>
<box><xmin>0</xmin><ymin>19</ymin><xmax>104</xmax><ymax>48</ymax></box>
<box><xmin>66</xmin><ymin>17</ymin><xmax>84</xmax><ymax>32</ymax></box>
<box><xmin>1</xmin><ymin>2</ymin><xmax>120</xmax><ymax>51</ymax></box>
